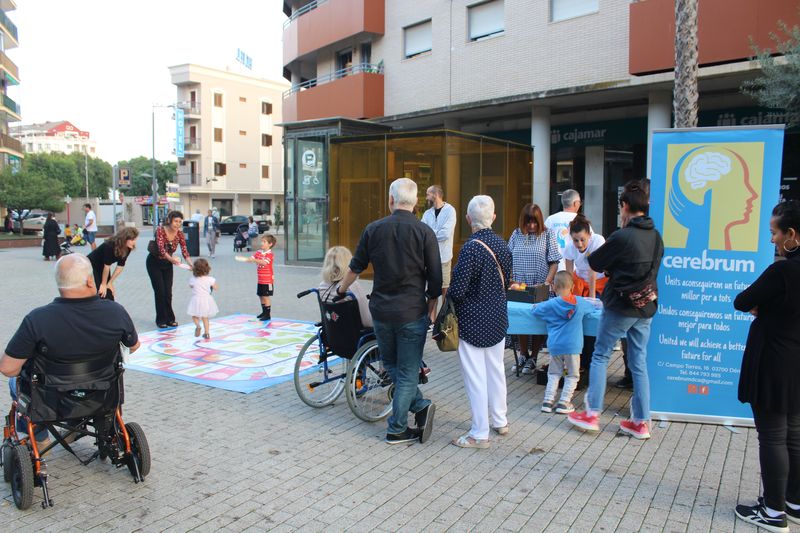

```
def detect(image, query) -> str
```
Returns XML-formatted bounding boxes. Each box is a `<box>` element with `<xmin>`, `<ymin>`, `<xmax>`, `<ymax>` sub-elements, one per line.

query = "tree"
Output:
<box><xmin>116</xmin><ymin>156</ymin><xmax>177</xmax><ymax>196</ymax></box>
<box><xmin>673</xmin><ymin>0</ymin><xmax>699</xmax><ymax>128</ymax></box>
<box><xmin>0</xmin><ymin>166</ymin><xmax>64</xmax><ymax>233</ymax></box>
<box><xmin>274</xmin><ymin>203</ymin><xmax>282</xmax><ymax>229</ymax></box>
<box><xmin>741</xmin><ymin>21</ymin><xmax>800</xmax><ymax>127</ymax></box>
<box><xmin>23</xmin><ymin>152</ymin><xmax>112</xmax><ymax>198</ymax></box>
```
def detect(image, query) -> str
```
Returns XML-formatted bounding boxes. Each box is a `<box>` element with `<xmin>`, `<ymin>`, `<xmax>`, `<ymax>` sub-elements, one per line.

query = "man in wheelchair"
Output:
<box><xmin>0</xmin><ymin>254</ymin><xmax>146</xmax><ymax>510</ymax></box>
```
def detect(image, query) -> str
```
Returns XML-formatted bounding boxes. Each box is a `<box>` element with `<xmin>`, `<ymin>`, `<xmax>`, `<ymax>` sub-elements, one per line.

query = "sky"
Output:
<box><xmin>11</xmin><ymin>0</ymin><xmax>285</xmax><ymax>164</ymax></box>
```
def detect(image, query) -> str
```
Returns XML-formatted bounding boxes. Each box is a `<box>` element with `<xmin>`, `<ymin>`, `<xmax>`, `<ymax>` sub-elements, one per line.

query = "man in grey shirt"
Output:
<box><xmin>422</xmin><ymin>185</ymin><xmax>457</xmax><ymax>299</ymax></box>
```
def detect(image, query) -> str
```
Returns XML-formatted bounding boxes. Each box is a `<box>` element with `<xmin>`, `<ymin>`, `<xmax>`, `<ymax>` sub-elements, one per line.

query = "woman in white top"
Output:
<box><xmin>563</xmin><ymin>214</ymin><xmax>607</xmax><ymax>298</ymax></box>
<box><xmin>318</xmin><ymin>246</ymin><xmax>373</xmax><ymax>328</ymax></box>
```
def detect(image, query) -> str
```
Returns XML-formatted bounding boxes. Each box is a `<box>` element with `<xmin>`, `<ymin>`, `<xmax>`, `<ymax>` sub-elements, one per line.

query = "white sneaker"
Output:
<box><xmin>521</xmin><ymin>359</ymin><xmax>536</xmax><ymax>374</ymax></box>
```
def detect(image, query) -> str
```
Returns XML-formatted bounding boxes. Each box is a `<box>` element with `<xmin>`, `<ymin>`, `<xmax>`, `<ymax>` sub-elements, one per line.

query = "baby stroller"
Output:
<box><xmin>233</xmin><ymin>223</ymin><xmax>248</xmax><ymax>252</ymax></box>
<box><xmin>1</xmin><ymin>351</ymin><xmax>150</xmax><ymax>510</ymax></box>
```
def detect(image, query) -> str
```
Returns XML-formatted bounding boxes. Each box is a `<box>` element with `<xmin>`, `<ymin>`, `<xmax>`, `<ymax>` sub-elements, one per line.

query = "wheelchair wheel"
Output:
<box><xmin>293</xmin><ymin>336</ymin><xmax>346</xmax><ymax>408</ymax></box>
<box><xmin>345</xmin><ymin>340</ymin><xmax>393</xmax><ymax>423</ymax></box>
<box><xmin>125</xmin><ymin>422</ymin><xmax>150</xmax><ymax>480</ymax></box>
<box><xmin>2</xmin><ymin>440</ymin><xmax>12</xmax><ymax>483</ymax></box>
<box><xmin>10</xmin><ymin>445</ymin><xmax>33</xmax><ymax>510</ymax></box>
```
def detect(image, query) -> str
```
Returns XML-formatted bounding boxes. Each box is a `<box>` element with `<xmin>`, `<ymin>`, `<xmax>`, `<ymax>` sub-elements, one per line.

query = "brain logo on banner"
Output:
<box><xmin>664</xmin><ymin>143</ymin><xmax>764</xmax><ymax>252</ymax></box>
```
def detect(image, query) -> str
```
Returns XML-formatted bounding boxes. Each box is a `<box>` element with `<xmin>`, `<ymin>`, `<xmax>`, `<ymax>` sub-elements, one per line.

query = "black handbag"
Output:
<box><xmin>147</xmin><ymin>239</ymin><xmax>159</xmax><ymax>256</ymax></box>
<box><xmin>621</xmin><ymin>231</ymin><xmax>660</xmax><ymax>309</ymax></box>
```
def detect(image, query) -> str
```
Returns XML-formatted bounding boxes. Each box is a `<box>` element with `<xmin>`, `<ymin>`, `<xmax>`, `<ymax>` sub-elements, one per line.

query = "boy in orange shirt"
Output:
<box><xmin>246</xmin><ymin>234</ymin><xmax>277</xmax><ymax>320</ymax></box>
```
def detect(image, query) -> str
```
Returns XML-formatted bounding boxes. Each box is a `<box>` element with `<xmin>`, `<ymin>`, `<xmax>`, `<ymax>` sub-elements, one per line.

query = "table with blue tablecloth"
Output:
<box><xmin>507</xmin><ymin>301</ymin><xmax>603</xmax><ymax>336</ymax></box>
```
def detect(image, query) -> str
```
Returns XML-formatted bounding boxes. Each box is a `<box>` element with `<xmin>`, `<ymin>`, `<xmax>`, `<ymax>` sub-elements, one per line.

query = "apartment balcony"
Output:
<box><xmin>283</xmin><ymin>63</ymin><xmax>384</xmax><ymax>122</ymax></box>
<box><xmin>0</xmin><ymin>1</ymin><xmax>17</xmax><ymax>12</ymax></box>
<box><xmin>0</xmin><ymin>50</ymin><xmax>18</xmax><ymax>85</ymax></box>
<box><xmin>630</xmin><ymin>0</ymin><xmax>800</xmax><ymax>75</ymax></box>
<box><xmin>0</xmin><ymin>9</ymin><xmax>18</xmax><ymax>48</ymax></box>
<box><xmin>184</xmin><ymin>138</ymin><xmax>201</xmax><ymax>153</ymax></box>
<box><xmin>177</xmin><ymin>173</ymin><xmax>200</xmax><ymax>186</ymax></box>
<box><xmin>180</xmin><ymin>102</ymin><xmax>201</xmax><ymax>118</ymax></box>
<box><xmin>1</xmin><ymin>94</ymin><xmax>20</xmax><ymax>121</ymax></box>
<box><xmin>283</xmin><ymin>0</ymin><xmax>384</xmax><ymax>66</ymax></box>
<box><xmin>0</xmin><ymin>132</ymin><xmax>21</xmax><ymax>156</ymax></box>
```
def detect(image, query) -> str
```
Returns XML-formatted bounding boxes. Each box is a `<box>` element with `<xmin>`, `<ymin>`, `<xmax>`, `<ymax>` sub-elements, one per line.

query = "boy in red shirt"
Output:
<box><xmin>246</xmin><ymin>234</ymin><xmax>277</xmax><ymax>320</ymax></box>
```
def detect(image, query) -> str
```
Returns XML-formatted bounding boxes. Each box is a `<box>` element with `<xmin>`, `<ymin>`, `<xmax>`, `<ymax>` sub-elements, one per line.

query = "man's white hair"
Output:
<box><xmin>561</xmin><ymin>189</ymin><xmax>580</xmax><ymax>210</ymax></box>
<box><xmin>468</xmin><ymin>195</ymin><xmax>495</xmax><ymax>230</ymax></box>
<box><xmin>55</xmin><ymin>254</ymin><xmax>92</xmax><ymax>290</ymax></box>
<box><xmin>389</xmin><ymin>178</ymin><xmax>418</xmax><ymax>208</ymax></box>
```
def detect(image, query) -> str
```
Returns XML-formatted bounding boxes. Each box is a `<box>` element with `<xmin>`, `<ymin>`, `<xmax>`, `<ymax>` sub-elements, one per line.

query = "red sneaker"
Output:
<box><xmin>619</xmin><ymin>419</ymin><xmax>650</xmax><ymax>440</ymax></box>
<box><xmin>568</xmin><ymin>411</ymin><xmax>599</xmax><ymax>432</ymax></box>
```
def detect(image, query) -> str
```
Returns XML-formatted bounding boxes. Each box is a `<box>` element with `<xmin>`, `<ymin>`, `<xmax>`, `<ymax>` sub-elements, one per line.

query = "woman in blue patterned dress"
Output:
<box><xmin>508</xmin><ymin>203</ymin><xmax>562</xmax><ymax>372</ymax></box>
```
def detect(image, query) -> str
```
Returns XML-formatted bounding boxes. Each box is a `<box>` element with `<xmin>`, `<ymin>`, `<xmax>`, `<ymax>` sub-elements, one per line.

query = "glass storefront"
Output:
<box><xmin>329</xmin><ymin>130</ymin><xmax>533</xmax><ymax>262</ymax></box>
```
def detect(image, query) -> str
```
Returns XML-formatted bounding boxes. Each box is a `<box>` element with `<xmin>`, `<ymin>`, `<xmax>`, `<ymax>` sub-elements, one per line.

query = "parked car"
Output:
<box><xmin>219</xmin><ymin>215</ymin><xmax>270</xmax><ymax>235</ymax></box>
<box><xmin>12</xmin><ymin>211</ymin><xmax>48</xmax><ymax>232</ymax></box>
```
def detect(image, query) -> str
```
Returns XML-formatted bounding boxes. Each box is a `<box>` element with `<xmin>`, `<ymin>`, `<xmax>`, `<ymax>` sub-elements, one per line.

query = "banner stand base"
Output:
<box><xmin>652</xmin><ymin>411</ymin><xmax>754</xmax><ymax>428</ymax></box>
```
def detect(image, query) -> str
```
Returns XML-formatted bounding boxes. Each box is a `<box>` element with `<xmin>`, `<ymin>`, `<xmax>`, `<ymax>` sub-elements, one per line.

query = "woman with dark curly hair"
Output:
<box><xmin>87</xmin><ymin>226</ymin><xmax>139</xmax><ymax>301</ymax></box>
<box><xmin>734</xmin><ymin>200</ymin><xmax>800</xmax><ymax>532</ymax></box>
<box><xmin>147</xmin><ymin>210</ymin><xmax>193</xmax><ymax>328</ymax></box>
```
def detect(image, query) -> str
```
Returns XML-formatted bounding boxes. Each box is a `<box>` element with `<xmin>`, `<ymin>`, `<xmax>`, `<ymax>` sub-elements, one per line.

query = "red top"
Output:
<box><xmin>253</xmin><ymin>249</ymin><xmax>274</xmax><ymax>284</ymax></box>
<box><xmin>155</xmin><ymin>226</ymin><xmax>190</xmax><ymax>260</ymax></box>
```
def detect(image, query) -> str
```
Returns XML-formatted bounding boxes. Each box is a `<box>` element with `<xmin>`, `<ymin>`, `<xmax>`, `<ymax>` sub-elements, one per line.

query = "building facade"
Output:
<box><xmin>0</xmin><ymin>0</ymin><xmax>21</xmax><ymax>171</ymax></box>
<box><xmin>169</xmin><ymin>64</ymin><xmax>289</xmax><ymax>221</ymax></box>
<box><xmin>281</xmin><ymin>0</ymin><xmax>800</xmax><ymax>244</ymax></box>
<box><xmin>11</xmin><ymin>121</ymin><xmax>98</xmax><ymax>157</ymax></box>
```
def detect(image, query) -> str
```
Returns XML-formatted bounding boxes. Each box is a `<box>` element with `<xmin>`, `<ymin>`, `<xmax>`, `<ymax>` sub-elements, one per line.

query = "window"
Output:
<box><xmin>90</xmin><ymin>147</ymin><xmax>96</xmax><ymax>154</ymax></box>
<box><xmin>214</xmin><ymin>162</ymin><xmax>227</xmax><ymax>176</ymax></box>
<box><xmin>253</xmin><ymin>199</ymin><xmax>271</xmax><ymax>216</ymax></box>
<box><xmin>550</xmin><ymin>0</ymin><xmax>598</xmax><ymax>22</ymax></box>
<box><xmin>214</xmin><ymin>128</ymin><xmax>223</xmax><ymax>142</ymax></box>
<box><xmin>213</xmin><ymin>93</ymin><xmax>223</xmax><ymax>107</ymax></box>
<box><xmin>261</xmin><ymin>102</ymin><xmax>273</xmax><ymax>115</ymax></box>
<box><xmin>239</xmin><ymin>163</ymin><xmax>247</xmax><ymax>169</ymax></box>
<box><xmin>262</xmin><ymin>134</ymin><xmax>273</xmax><ymax>147</ymax></box>
<box><xmin>212</xmin><ymin>199</ymin><xmax>232</xmax><ymax>217</ymax></box>
<box><xmin>239</xmin><ymin>130</ymin><xmax>247</xmax><ymax>136</ymax></box>
<box><xmin>239</xmin><ymin>96</ymin><xmax>247</xmax><ymax>102</ymax></box>
<box><xmin>261</xmin><ymin>165</ymin><xmax>270</xmax><ymax>179</ymax></box>
<box><xmin>337</xmin><ymin>49</ymin><xmax>353</xmax><ymax>76</ymax></box>
<box><xmin>404</xmin><ymin>20</ymin><xmax>432</xmax><ymax>58</ymax></box>
<box><xmin>361</xmin><ymin>42</ymin><xmax>372</xmax><ymax>64</ymax></box>
<box><xmin>469</xmin><ymin>0</ymin><xmax>504</xmax><ymax>41</ymax></box>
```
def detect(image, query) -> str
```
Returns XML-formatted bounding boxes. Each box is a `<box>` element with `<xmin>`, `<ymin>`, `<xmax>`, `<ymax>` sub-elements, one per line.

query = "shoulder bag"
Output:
<box><xmin>621</xmin><ymin>231</ymin><xmax>660</xmax><ymax>309</ymax></box>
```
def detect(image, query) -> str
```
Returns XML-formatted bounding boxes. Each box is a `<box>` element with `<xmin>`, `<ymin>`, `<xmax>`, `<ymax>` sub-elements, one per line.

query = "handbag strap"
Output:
<box><xmin>473</xmin><ymin>239</ymin><xmax>506</xmax><ymax>288</ymax></box>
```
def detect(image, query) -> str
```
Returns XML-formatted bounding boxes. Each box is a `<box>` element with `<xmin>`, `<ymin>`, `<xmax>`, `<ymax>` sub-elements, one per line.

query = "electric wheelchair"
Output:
<box><xmin>1</xmin><ymin>350</ymin><xmax>150</xmax><ymax>510</ymax></box>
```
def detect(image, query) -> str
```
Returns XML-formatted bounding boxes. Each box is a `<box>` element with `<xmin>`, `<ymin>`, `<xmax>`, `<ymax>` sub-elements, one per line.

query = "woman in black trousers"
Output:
<box><xmin>735</xmin><ymin>200</ymin><xmax>800</xmax><ymax>532</ymax></box>
<box><xmin>146</xmin><ymin>211</ymin><xmax>192</xmax><ymax>328</ymax></box>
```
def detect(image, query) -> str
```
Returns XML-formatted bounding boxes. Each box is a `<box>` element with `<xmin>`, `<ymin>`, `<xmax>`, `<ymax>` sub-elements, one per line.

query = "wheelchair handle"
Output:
<box><xmin>296</xmin><ymin>288</ymin><xmax>319</xmax><ymax>299</ymax></box>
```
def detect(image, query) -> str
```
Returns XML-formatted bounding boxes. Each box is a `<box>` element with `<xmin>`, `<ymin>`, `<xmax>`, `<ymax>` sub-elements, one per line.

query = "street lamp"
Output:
<box><xmin>151</xmin><ymin>101</ymin><xmax>190</xmax><ymax>227</ymax></box>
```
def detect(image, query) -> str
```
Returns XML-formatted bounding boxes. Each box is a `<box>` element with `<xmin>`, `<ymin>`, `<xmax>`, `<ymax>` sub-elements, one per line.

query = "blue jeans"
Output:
<box><xmin>586</xmin><ymin>308</ymin><xmax>652</xmax><ymax>422</ymax></box>
<box><xmin>373</xmin><ymin>316</ymin><xmax>431</xmax><ymax>435</ymax></box>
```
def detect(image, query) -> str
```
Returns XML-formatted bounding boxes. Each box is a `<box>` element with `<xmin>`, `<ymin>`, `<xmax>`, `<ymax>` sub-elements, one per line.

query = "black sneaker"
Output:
<box><xmin>615</xmin><ymin>376</ymin><xmax>633</xmax><ymax>389</ymax></box>
<box><xmin>735</xmin><ymin>502</ymin><xmax>789</xmax><ymax>533</ymax></box>
<box><xmin>414</xmin><ymin>403</ymin><xmax>436</xmax><ymax>444</ymax></box>
<box><xmin>759</xmin><ymin>497</ymin><xmax>800</xmax><ymax>525</ymax></box>
<box><xmin>385</xmin><ymin>429</ymin><xmax>419</xmax><ymax>445</ymax></box>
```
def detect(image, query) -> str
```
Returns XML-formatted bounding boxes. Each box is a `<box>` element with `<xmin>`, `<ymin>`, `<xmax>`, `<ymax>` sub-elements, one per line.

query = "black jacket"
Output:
<box><xmin>735</xmin><ymin>250</ymin><xmax>800</xmax><ymax>412</ymax></box>
<box><xmin>588</xmin><ymin>216</ymin><xmax>664</xmax><ymax>318</ymax></box>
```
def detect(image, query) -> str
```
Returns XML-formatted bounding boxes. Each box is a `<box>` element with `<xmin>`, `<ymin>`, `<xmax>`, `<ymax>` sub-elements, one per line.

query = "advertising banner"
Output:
<box><xmin>648</xmin><ymin>126</ymin><xmax>784</xmax><ymax>426</ymax></box>
<box><xmin>175</xmin><ymin>107</ymin><xmax>185</xmax><ymax>158</ymax></box>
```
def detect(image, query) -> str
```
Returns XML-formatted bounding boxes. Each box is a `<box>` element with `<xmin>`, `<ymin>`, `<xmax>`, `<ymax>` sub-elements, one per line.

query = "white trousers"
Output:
<box><xmin>544</xmin><ymin>353</ymin><xmax>580</xmax><ymax>404</ymax></box>
<box><xmin>457</xmin><ymin>338</ymin><xmax>507</xmax><ymax>440</ymax></box>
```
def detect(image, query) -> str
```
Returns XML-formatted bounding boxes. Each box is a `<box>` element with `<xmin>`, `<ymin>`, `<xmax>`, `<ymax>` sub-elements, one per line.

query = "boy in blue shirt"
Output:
<box><xmin>533</xmin><ymin>271</ymin><xmax>594</xmax><ymax>414</ymax></box>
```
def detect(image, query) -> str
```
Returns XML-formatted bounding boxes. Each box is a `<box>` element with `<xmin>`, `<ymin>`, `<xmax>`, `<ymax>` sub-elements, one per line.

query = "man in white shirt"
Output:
<box><xmin>544</xmin><ymin>189</ymin><xmax>585</xmax><ymax>271</ymax></box>
<box><xmin>421</xmin><ymin>185</ymin><xmax>456</xmax><ymax>297</ymax></box>
<box><xmin>83</xmin><ymin>203</ymin><xmax>98</xmax><ymax>251</ymax></box>
<box><xmin>191</xmin><ymin>209</ymin><xmax>204</xmax><ymax>223</ymax></box>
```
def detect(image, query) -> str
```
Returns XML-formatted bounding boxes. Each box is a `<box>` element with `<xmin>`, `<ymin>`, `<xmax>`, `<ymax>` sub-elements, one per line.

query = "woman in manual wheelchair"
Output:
<box><xmin>1</xmin><ymin>351</ymin><xmax>150</xmax><ymax>510</ymax></box>
<box><xmin>292</xmin><ymin>247</ymin><xmax>429</xmax><ymax>422</ymax></box>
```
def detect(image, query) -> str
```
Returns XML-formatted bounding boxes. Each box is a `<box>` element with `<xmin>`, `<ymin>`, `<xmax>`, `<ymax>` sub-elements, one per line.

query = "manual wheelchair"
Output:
<box><xmin>293</xmin><ymin>288</ymin><xmax>392</xmax><ymax>422</ymax></box>
<box><xmin>1</xmin><ymin>351</ymin><xmax>150</xmax><ymax>510</ymax></box>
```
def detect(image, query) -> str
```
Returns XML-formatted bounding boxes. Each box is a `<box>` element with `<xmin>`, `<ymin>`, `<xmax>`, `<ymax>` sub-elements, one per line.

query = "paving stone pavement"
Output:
<box><xmin>0</xmin><ymin>232</ymin><xmax>766</xmax><ymax>532</ymax></box>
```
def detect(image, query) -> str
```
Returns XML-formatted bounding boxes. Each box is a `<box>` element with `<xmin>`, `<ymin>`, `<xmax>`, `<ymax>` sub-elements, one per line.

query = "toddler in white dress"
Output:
<box><xmin>187</xmin><ymin>258</ymin><xmax>219</xmax><ymax>339</ymax></box>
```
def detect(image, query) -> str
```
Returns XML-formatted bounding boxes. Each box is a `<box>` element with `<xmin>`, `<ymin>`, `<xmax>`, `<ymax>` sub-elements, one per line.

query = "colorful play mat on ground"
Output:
<box><xmin>127</xmin><ymin>315</ymin><xmax>318</xmax><ymax>393</ymax></box>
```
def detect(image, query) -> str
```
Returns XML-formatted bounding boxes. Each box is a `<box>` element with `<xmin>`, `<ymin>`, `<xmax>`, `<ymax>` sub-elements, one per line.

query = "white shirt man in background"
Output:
<box><xmin>191</xmin><ymin>209</ymin><xmax>204</xmax><ymax>223</ymax></box>
<box><xmin>83</xmin><ymin>203</ymin><xmax>98</xmax><ymax>251</ymax></box>
<box><xmin>421</xmin><ymin>185</ymin><xmax>457</xmax><ymax>298</ymax></box>
<box><xmin>544</xmin><ymin>189</ymin><xmax>586</xmax><ymax>271</ymax></box>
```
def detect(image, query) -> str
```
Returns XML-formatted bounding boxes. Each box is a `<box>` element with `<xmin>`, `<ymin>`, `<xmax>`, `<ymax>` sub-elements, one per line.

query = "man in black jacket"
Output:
<box><xmin>568</xmin><ymin>180</ymin><xmax>664</xmax><ymax>440</ymax></box>
<box><xmin>338</xmin><ymin>178</ymin><xmax>442</xmax><ymax>445</ymax></box>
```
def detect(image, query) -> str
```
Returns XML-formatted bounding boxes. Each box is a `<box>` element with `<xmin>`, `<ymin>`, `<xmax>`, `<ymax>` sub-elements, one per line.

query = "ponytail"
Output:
<box><xmin>569</xmin><ymin>213</ymin><xmax>592</xmax><ymax>235</ymax></box>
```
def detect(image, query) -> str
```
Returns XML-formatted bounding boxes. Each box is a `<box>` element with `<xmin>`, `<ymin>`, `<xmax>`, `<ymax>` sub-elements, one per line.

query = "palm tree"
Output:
<box><xmin>674</xmin><ymin>0</ymin><xmax>699</xmax><ymax>128</ymax></box>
